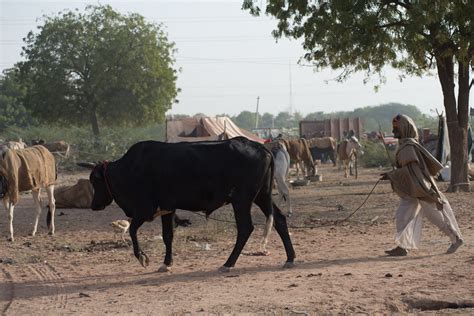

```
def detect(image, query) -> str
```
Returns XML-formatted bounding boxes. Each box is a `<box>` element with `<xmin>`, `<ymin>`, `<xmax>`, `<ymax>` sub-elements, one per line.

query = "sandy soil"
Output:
<box><xmin>1</xmin><ymin>164</ymin><xmax>473</xmax><ymax>315</ymax></box>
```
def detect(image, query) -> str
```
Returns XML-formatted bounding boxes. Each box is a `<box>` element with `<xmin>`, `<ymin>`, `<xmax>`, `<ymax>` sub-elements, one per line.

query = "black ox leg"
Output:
<box><xmin>220</xmin><ymin>199</ymin><xmax>254</xmax><ymax>272</ymax></box>
<box><xmin>254</xmin><ymin>191</ymin><xmax>295</xmax><ymax>269</ymax></box>
<box><xmin>129</xmin><ymin>218</ymin><xmax>148</xmax><ymax>268</ymax></box>
<box><xmin>271</xmin><ymin>203</ymin><xmax>296</xmax><ymax>268</ymax></box>
<box><xmin>159</xmin><ymin>213</ymin><xmax>174</xmax><ymax>272</ymax></box>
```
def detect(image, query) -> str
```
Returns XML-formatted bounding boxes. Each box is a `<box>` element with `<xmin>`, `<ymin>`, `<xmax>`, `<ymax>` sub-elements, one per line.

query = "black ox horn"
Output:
<box><xmin>76</xmin><ymin>162</ymin><xmax>97</xmax><ymax>169</ymax></box>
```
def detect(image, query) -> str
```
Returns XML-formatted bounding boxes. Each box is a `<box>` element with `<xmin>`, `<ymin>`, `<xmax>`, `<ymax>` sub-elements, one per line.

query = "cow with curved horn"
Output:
<box><xmin>78</xmin><ymin>137</ymin><xmax>295</xmax><ymax>272</ymax></box>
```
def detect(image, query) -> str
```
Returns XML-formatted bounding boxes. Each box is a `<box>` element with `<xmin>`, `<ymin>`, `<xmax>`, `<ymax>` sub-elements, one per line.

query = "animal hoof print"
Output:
<box><xmin>218</xmin><ymin>266</ymin><xmax>232</xmax><ymax>273</ymax></box>
<box><xmin>283</xmin><ymin>261</ymin><xmax>295</xmax><ymax>269</ymax></box>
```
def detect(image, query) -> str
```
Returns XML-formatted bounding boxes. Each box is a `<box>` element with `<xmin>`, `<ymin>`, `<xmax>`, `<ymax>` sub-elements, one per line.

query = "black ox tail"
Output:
<box><xmin>174</xmin><ymin>214</ymin><xmax>192</xmax><ymax>228</ymax></box>
<box><xmin>46</xmin><ymin>205</ymin><xmax>52</xmax><ymax>229</ymax></box>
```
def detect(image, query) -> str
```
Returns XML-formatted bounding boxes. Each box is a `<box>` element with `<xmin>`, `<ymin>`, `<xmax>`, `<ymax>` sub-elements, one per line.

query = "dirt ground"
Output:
<box><xmin>1</xmin><ymin>163</ymin><xmax>473</xmax><ymax>314</ymax></box>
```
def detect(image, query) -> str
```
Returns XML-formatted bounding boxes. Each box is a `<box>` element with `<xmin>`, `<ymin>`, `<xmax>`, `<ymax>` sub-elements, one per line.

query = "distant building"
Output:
<box><xmin>252</xmin><ymin>127</ymin><xmax>299</xmax><ymax>140</ymax></box>
<box><xmin>299</xmin><ymin>117</ymin><xmax>363</xmax><ymax>140</ymax></box>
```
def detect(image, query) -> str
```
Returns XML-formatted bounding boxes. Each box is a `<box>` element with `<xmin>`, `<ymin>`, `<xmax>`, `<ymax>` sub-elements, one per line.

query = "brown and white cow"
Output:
<box><xmin>338</xmin><ymin>136</ymin><xmax>362</xmax><ymax>178</ymax></box>
<box><xmin>307</xmin><ymin>136</ymin><xmax>337</xmax><ymax>167</ymax></box>
<box><xmin>0</xmin><ymin>145</ymin><xmax>56</xmax><ymax>241</ymax></box>
<box><xmin>282</xmin><ymin>138</ymin><xmax>316</xmax><ymax>179</ymax></box>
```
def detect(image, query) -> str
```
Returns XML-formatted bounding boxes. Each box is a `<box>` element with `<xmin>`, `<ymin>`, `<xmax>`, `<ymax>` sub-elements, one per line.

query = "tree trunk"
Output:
<box><xmin>90</xmin><ymin>109</ymin><xmax>101</xmax><ymax>141</ymax></box>
<box><xmin>448</xmin><ymin>125</ymin><xmax>469</xmax><ymax>192</ymax></box>
<box><xmin>436</xmin><ymin>56</ymin><xmax>470</xmax><ymax>192</ymax></box>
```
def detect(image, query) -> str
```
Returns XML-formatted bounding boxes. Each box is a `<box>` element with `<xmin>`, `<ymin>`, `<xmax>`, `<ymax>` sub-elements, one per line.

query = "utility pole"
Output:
<box><xmin>255</xmin><ymin>96</ymin><xmax>260</xmax><ymax>129</ymax></box>
<box><xmin>289</xmin><ymin>60</ymin><xmax>293</xmax><ymax>116</ymax></box>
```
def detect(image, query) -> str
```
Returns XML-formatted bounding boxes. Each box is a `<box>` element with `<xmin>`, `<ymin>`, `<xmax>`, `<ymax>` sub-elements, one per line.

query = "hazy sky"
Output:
<box><xmin>1</xmin><ymin>0</ymin><xmax>455</xmax><ymax>117</ymax></box>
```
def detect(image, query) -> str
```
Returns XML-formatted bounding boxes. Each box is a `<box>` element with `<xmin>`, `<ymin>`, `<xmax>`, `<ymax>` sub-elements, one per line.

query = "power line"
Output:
<box><xmin>0</xmin><ymin>16</ymin><xmax>275</xmax><ymax>25</ymax></box>
<box><xmin>0</xmin><ymin>36</ymin><xmax>280</xmax><ymax>44</ymax></box>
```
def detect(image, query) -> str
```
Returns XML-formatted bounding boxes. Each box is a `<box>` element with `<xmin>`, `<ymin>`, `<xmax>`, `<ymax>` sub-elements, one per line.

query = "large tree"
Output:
<box><xmin>18</xmin><ymin>5</ymin><xmax>179</xmax><ymax>137</ymax></box>
<box><xmin>274</xmin><ymin>111</ymin><xmax>293</xmax><ymax>128</ymax></box>
<box><xmin>0</xmin><ymin>69</ymin><xmax>36</xmax><ymax>132</ymax></box>
<box><xmin>260</xmin><ymin>112</ymin><xmax>275</xmax><ymax>128</ymax></box>
<box><xmin>233</xmin><ymin>110</ymin><xmax>258</xmax><ymax>130</ymax></box>
<box><xmin>243</xmin><ymin>0</ymin><xmax>473</xmax><ymax>192</ymax></box>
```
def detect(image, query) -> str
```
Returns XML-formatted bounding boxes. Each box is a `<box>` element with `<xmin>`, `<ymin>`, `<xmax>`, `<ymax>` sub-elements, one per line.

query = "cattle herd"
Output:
<box><xmin>0</xmin><ymin>135</ymin><xmax>363</xmax><ymax>272</ymax></box>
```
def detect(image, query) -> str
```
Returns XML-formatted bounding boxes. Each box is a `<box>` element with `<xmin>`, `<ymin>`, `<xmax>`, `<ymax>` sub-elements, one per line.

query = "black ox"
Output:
<box><xmin>82</xmin><ymin>137</ymin><xmax>295</xmax><ymax>272</ymax></box>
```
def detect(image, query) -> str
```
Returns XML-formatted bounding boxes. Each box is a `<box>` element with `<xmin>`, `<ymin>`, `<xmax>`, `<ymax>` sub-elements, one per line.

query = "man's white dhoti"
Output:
<box><xmin>395</xmin><ymin>196</ymin><xmax>463</xmax><ymax>250</ymax></box>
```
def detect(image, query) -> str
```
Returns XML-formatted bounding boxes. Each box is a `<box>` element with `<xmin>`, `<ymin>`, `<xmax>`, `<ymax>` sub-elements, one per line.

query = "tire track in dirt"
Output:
<box><xmin>1</xmin><ymin>263</ymin><xmax>68</xmax><ymax>315</ymax></box>
<box><xmin>44</xmin><ymin>263</ymin><xmax>68</xmax><ymax>309</ymax></box>
<box><xmin>27</xmin><ymin>263</ymin><xmax>68</xmax><ymax>311</ymax></box>
<box><xmin>0</xmin><ymin>267</ymin><xmax>14</xmax><ymax>315</ymax></box>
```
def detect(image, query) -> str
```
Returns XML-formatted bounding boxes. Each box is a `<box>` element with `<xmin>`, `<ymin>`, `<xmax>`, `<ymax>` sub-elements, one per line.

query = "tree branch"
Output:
<box><xmin>377</xmin><ymin>21</ymin><xmax>408</xmax><ymax>28</ymax></box>
<box><xmin>382</xmin><ymin>0</ymin><xmax>412</xmax><ymax>10</ymax></box>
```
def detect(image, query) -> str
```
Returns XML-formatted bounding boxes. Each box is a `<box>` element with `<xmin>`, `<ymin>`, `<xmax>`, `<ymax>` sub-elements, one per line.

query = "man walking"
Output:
<box><xmin>381</xmin><ymin>114</ymin><xmax>463</xmax><ymax>256</ymax></box>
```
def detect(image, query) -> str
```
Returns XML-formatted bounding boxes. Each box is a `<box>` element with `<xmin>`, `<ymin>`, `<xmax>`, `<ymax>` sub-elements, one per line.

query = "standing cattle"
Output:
<box><xmin>283</xmin><ymin>138</ymin><xmax>316</xmax><ymax>179</ymax></box>
<box><xmin>338</xmin><ymin>136</ymin><xmax>363</xmax><ymax>178</ymax></box>
<box><xmin>307</xmin><ymin>137</ymin><xmax>337</xmax><ymax>166</ymax></box>
<box><xmin>0</xmin><ymin>145</ymin><xmax>56</xmax><ymax>241</ymax></box>
<box><xmin>82</xmin><ymin>137</ymin><xmax>295</xmax><ymax>272</ymax></box>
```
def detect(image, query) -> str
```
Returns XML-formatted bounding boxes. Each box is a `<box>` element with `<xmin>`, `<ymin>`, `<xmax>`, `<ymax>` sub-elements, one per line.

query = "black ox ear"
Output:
<box><xmin>77</xmin><ymin>162</ymin><xmax>97</xmax><ymax>169</ymax></box>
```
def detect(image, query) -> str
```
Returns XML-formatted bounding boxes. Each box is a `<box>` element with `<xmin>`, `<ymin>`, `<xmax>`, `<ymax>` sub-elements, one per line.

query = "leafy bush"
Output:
<box><xmin>1</xmin><ymin>124</ymin><xmax>165</xmax><ymax>170</ymax></box>
<box><xmin>359</xmin><ymin>140</ymin><xmax>395</xmax><ymax>168</ymax></box>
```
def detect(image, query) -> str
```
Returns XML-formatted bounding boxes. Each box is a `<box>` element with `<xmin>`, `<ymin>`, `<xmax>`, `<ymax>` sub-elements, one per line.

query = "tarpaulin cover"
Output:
<box><xmin>166</xmin><ymin>116</ymin><xmax>264</xmax><ymax>143</ymax></box>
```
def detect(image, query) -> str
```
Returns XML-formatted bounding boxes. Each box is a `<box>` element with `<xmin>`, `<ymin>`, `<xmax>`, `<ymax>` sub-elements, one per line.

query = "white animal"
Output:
<box><xmin>272</xmin><ymin>142</ymin><xmax>292</xmax><ymax>217</ymax></box>
<box><xmin>260</xmin><ymin>140</ymin><xmax>292</xmax><ymax>254</ymax></box>
<box><xmin>0</xmin><ymin>140</ymin><xmax>27</xmax><ymax>158</ymax></box>
<box><xmin>110</xmin><ymin>219</ymin><xmax>130</xmax><ymax>243</ymax></box>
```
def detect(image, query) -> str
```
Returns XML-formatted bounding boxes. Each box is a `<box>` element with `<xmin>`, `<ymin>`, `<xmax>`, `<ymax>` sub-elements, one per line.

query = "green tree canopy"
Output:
<box><xmin>233</xmin><ymin>110</ymin><xmax>258</xmax><ymax>131</ymax></box>
<box><xmin>18</xmin><ymin>5</ymin><xmax>179</xmax><ymax>137</ymax></box>
<box><xmin>243</xmin><ymin>0</ymin><xmax>473</xmax><ymax>191</ymax></box>
<box><xmin>0</xmin><ymin>69</ymin><xmax>36</xmax><ymax>133</ymax></box>
<box><xmin>274</xmin><ymin>111</ymin><xmax>293</xmax><ymax>128</ymax></box>
<box><xmin>260</xmin><ymin>112</ymin><xmax>275</xmax><ymax>128</ymax></box>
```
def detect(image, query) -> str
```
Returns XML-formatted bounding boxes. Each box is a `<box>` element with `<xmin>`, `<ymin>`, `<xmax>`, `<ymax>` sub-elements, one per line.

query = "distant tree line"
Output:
<box><xmin>167</xmin><ymin>103</ymin><xmax>437</xmax><ymax>135</ymax></box>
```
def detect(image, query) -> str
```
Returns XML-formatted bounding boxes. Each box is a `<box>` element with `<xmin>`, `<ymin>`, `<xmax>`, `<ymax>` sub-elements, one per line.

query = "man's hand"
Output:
<box><xmin>380</xmin><ymin>173</ymin><xmax>389</xmax><ymax>180</ymax></box>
